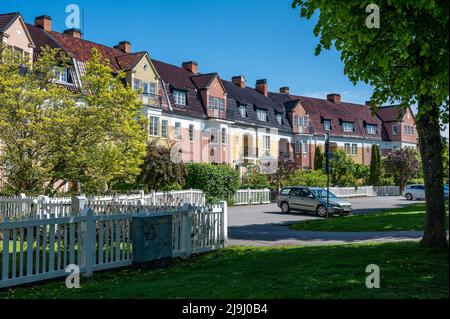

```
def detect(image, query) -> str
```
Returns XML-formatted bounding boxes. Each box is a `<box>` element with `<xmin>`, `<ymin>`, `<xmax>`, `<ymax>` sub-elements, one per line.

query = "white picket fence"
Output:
<box><xmin>329</xmin><ymin>186</ymin><xmax>400</xmax><ymax>198</ymax></box>
<box><xmin>0</xmin><ymin>201</ymin><xmax>227</xmax><ymax>289</ymax></box>
<box><xmin>234</xmin><ymin>189</ymin><xmax>271</xmax><ymax>205</ymax></box>
<box><xmin>0</xmin><ymin>189</ymin><xmax>205</xmax><ymax>220</ymax></box>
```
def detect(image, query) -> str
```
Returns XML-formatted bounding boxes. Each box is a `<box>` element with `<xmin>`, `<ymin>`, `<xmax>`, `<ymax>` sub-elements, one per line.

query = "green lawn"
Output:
<box><xmin>291</xmin><ymin>204</ymin><xmax>449</xmax><ymax>232</ymax></box>
<box><xmin>1</xmin><ymin>242</ymin><xmax>448</xmax><ymax>299</ymax></box>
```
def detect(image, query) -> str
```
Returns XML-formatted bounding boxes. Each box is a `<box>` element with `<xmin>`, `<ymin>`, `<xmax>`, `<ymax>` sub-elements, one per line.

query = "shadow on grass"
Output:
<box><xmin>1</xmin><ymin>242</ymin><xmax>448</xmax><ymax>299</ymax></box>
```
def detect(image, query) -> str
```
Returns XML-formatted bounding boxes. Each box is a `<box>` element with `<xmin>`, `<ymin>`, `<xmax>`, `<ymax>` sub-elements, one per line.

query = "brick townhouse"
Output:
<box><xmin>0</xmin><ymin>12</ymin><xmax>419</xmax><ymax>184</ymax></box>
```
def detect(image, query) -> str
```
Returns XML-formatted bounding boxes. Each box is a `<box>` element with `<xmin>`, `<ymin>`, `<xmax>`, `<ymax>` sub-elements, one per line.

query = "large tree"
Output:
<box><xmin>0</xmin><ymin>45</ymin><xmax>147</xmax><ymax>195</ymax></box>
<box><xmin>292</xmin><ymin>0</ymin><xmax>449</xmax><ymax>247</ymax></box>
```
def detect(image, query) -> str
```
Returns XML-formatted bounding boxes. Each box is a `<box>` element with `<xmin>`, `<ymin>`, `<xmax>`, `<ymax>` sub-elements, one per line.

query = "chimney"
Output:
<box><xmin>327</xmin><ymin>93</ymin><xmax>341</xmax><ymax>104</ymax></box>
<box><xmin>114</xmin><ymin>41</ymin><xmax>131</xmax><ymax>54</ymax></box>
<box><xmin>35</xmin><ymin>15</ymin><xmax>52</xmax><ymax>32</ymax></box>
<box><xmin>182</xmin><ymin>61</ymin><xmax>198</xmax><ymax>75</ymax></box>
<box><xmin>256</xmin><ymin>79</ymin><xmax>268</xmax><ymax>97</ymax></box>
<box><xmin>232</xmin><ymin>76</ymin><xmax>246</xmax><ymax>89</ymax></box>
<box><xmin>280</xmin><ymin>87</ymin><xmax>290</xmax><ymax>95</ymax></box>
<box><xmin>63</xmin><ymin>28</ymin><xmax>83</xmax><ymax>39</ymax></box>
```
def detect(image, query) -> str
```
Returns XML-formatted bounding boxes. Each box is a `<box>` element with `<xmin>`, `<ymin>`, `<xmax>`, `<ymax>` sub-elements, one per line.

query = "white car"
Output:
<box><xmin>403</xmin><ymin>184</ymin><xmax>425</xmax><ymax>200</ymax></box>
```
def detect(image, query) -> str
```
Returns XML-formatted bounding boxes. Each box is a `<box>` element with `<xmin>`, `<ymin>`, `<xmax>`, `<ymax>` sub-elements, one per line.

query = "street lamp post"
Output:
<box><xmin>325</xmin><ymin>133</ymin><xmax>330</xmax><ymax>219</ymax></box>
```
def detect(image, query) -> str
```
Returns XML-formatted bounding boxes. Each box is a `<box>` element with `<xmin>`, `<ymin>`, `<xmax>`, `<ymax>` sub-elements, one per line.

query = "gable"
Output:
<box><xmin>2</xmin><ymin>16</ymin><xmax>35</xmax><ymax>50</ymax></box>
<box><xmin>131</xmin><ymin>53</ymin><xmax>159</xmax><ymax>83</ymax></box>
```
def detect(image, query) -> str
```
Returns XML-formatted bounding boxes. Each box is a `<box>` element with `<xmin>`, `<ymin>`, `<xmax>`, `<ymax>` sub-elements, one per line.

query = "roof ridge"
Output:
<box><xmin>50</xmin><ymin>30</ymin><xmax>125</xmax><ymax>56</ymax></box>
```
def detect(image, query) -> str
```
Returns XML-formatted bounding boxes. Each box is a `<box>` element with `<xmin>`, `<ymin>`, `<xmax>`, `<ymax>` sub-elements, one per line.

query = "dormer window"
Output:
<box><xmin>366</xmin><ymin>124</ymin><xmax>377</xmax><ymax>135</ymax></box>
<box><xmin>239</xmin><ymin>105</ymin><xmax>247</xmax><ymax>118</ymax></box>
<box><xmin>257</xmin><ymin>109</ymin><xmax>268</xmax><ymax>122</ymax></box>
<box><xmin>54</xmin><ymin>67</ymin><xmax>71</xmax><ymax>83</ymax></box>
<box><xmin>342</xmin><ymin>121</ymin><xmax>354</xmax><ymax>132</ymax></box>
<box><xmin>324</xmin><ymin>120</ymin><xmax>332</xmax><ymax>131</ymax></box>
<box><xmin>173</xmin><ymin>90</ymin><xmax>187</xmax><ymax>106</ymax></box>
<box><xmin>277</xmin><ymin>114</ymin><xmax>283</xmax><ymax>125</ymax></box>
<box><xmin>209</xmin><ymin>97</ymin><xmax>225</xmax><ymax>112</ymax></box>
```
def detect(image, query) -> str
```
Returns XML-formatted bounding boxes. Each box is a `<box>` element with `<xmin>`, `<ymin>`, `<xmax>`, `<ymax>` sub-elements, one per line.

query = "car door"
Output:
<box><xmin>300</xmin><ymin>189</ymin><xmax>317</xmax><ymax>212</ymax></box>
<box><xmin>417</xmin><ymin>185</ymin><xmax>425</xmax><ymax>199</ymax></box>
<box><xmin>288</xmin><ymin>188</ymin><xmax>303</xmax><ymax>210</ymax></box>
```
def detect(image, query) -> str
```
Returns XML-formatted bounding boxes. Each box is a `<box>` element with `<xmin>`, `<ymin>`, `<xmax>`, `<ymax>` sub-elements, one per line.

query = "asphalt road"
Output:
<box><xmin>228</xmin><ymin>196</ymin><xmax>425</xmax><ymax>246</ymax></box>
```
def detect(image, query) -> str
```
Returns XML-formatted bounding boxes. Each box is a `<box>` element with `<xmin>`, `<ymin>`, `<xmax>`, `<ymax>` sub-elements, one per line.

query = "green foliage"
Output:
<box><xmin>314</xmin><ymin>146</ymin><xmax>325</xmax><ymax>171</ymax></box>
<box><xmin>292</xmin><ymin>0</ymin><xmax>448</xmax><ymax>121</ymax></box>
<box><xmin>443</xmin><ymin>138</ymin><xmax>449</xmax><ymax>183</ymax></box>
<box><xmin>185</xmin><ymin>163</ymin><xmax>240</xmax><ymax>204</ymax></box>
<box><xmin>369</xmin><ymin>145</ymin><xmax>382</xmax><ymax>186</ymax></box>
<box><xmin>268</xmin><ymin>159</ymin><xmax>297</xmax><ymax>190</ymax></box>
<box><xmin>385</xmin><ymin>148</ymin><xmax>421</xmax><ymax>192</ymax></box>
<box><xmin>0</xmin><ymin>45</ymin><xmax>147</xmax><ymax>195</ymax></box>
<box><xmin>282</xmin><ymin>169</ymin><xmax>327</xmax><ymax>188</ymax></box>
<box><xmin>329</xmin><ymin>150</ymin><xmax>357</xmax><ymax>187</ymax></box>
<box><xmin>137</xmin><ymin>140</ymin><xmax>186</xmax><ymax>192</ymax></box>
<box><xmin>241</xmin><ymin>168</ymin><xmax>271</xmax><ymax>189</ymax></box>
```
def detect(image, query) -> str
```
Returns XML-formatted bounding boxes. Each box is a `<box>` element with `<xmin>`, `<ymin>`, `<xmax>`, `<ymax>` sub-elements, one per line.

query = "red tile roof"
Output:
<box><xmin>0</xmin><ymin>13</ymin><xmax>19</xmax><ymax>33</ymax></box>
<box><xmin>376</xmin><ymin>105</ymin><xmax>404</xmax><ymax>122</ymax></box>
<box><xmin>152</xmin><ymin>59</ymin><xmax>208</xmax><ymax>119</ymax></box>
<box><xmin>269</xmin><ymin>92</ymin><xmax>382</xmax><ymax>139</ymax></box>
<box><xmin>190</xmin><ymin>73</ymin><xmax>217</xmax><ymax>90</ymax></box>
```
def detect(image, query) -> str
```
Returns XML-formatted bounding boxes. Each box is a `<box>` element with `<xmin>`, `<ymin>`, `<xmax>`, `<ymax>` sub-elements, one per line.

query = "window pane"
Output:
<box><xmin>161</xmin><ymin>120</ymin><xmax>168</xmax><ymax>138</ymax></box>
<box><xmin>175</xmin><ymin>122</ymin><xmax>181</xmax><ymax>140</ymax></box>
<box><xmin>189</xmin><ymin>125</ymin><xmax>194</xmax><ymax>142</ymax></box>
<box><xmin>222</xmin><ymin>128</ymin><xmax>227</xmax><ymax>144</ymax></box>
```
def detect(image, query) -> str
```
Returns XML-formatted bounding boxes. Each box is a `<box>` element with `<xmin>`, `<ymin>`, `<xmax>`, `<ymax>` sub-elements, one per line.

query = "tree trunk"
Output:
<box><xmin>416</xmin><ymin>96</ymin><xmax>448</xmax><ymax>248</ymax></box>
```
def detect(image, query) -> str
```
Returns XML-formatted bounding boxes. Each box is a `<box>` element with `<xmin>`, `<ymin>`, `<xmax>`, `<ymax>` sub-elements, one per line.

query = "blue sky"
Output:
<box><xmin>2</xmin><ymin>0</ymin><xmax>448</xmax><ymax>137</ymax></box>
<box><xmin>3</xmin><ymin>0</ymin><xmax>373</xmax><ymax>103</ymax></box>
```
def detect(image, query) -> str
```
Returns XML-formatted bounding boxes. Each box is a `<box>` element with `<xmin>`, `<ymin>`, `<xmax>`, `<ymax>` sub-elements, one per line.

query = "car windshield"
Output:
<box><xmin>311</xmin><ymin>189</ymin><xmax>337</xmax><ymax>199</ymax></box>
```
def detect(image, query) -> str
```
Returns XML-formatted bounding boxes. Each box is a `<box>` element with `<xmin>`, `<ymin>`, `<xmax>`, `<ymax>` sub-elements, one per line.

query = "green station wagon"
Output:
<box><xmin>276</xmin><ymin>187</ymin><xmax>353</xmax><ymax>217</ymax></box>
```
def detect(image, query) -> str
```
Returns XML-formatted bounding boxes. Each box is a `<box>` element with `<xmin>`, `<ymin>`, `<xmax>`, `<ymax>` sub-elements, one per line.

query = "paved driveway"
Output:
<box><xmin>228</xmin><ymin>196</ymin><xmax>425</xmax><ymax>246</ymax></box>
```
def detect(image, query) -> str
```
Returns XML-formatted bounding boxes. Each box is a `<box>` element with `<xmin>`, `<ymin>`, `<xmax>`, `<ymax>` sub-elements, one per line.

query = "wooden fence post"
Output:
<box><xmin>220</xmin><ymin>200</ymin><xmax>228</xmax><ymax>246</ymax></box>
<box><xmin>71</xmin><ymin>195</ymin><xmax>86</xmax><ymax>215</ymax></box>
<box><xmin>18</xmin><ymin>193</ymin><xmax>26</xmax><ymax>217</ymax></box>
<box><xmin>182</xmin><ymin>204</ymin><xmax>193</xmax><ymax>257</ymax></box>
<box><xmin>80</xmin><ymin>207</ymin><xmax>94</xmax><ymax>277</ymax></box>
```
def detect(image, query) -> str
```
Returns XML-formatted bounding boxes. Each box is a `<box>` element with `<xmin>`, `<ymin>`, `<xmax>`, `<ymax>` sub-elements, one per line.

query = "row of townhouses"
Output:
<box><xmin>0</xmin><ymin>12</ymin><xmax>418</xmax><ymax>180</ymax></box>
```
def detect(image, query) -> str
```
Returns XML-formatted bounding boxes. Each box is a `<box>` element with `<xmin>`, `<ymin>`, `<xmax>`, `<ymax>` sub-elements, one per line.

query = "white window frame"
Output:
<box><xmin>344</xmin><ymin>143</ymin><xmax>351</xmax><ymax>155</ymax></box>
<box><xmin>173</xmin><ymin>90</ymin><xmax>187</xmax><ymax>106</ymax></box>
<box><xmin>392</xmin><ymin>125</ymin><xmax>399</xmax><ymax>135</ymax></box>
<box><xmin>367</xmin><ymin>125</ymin><xmax>377</xmax><ymax>135</ymax></box>
<box><xmin>133</xmin><ymin>79</ymin><xmax>141</xmax><ymax>93</ymax></box>
<box><xmin>324</xmin><ymin>120</ymin><xmax>332</xmax><ymax>131</ymax></box>
<box><xmin>161</xmin><ymin>120</ymin><xmax>168</xmax><ymax>139</ymax></box>
<box><xmin>189</xmin><ymin>124</ymin><xmax>194</xmax><ymax>143</ymax></box>
<box><xmin>149</xmin><ymin>116</ymin><xmax>159</xmax><ymax>137</ymax></box>
<box><xmin>149</xmin><ymin>82</ymin><xmax>157</xmax><ymax>96</ymax></box>
<box><xmin>277</xmin><ymin>114</ymin><xmax>282</xmax><ymax>125</ymax></box>
<box><xmin>342</xmin><ymin>122</ymin><xmax>354</xmax><ymax>132</ymax></box>
<box><xmin>210</xmin><ymin>128</ymin><xmax>218</xmax><ymax>144</ymax></box>
<box><xmin>221</xmin><ymin>127</ymin><xmax>227</xmax><ymax>145</ymax></box>
<box><xmin>263</xmin><ymin>135</ymin><xmax>271</xmax><ymax>153</ymax></box>
<box><xmin>295</xmin><ymin>141</ymin><xmax>301</xmax><ymax>154</ymax></box>
<box><xmin>351</xmin><ymin>144</ymin><xmax>358</xmax><ymax>156</ymax></box>
<box><xmin>302</xmin><ymin>141</ymin><xmax>308</xmax><ymax>154</ymax></box>
<box><xmin>174</xmin><ymin>122</ymin><xmax>181</xmax><ymax>140</ymax></box>
<box><xmin>257</xmin><ymin>109</ymin><xmax>268</xmax><ymax>122</ymax></box>
<box><xmin>239</xmin><ymin>105</ymin><xmax>247</xmax><ymax>118</ymax></box>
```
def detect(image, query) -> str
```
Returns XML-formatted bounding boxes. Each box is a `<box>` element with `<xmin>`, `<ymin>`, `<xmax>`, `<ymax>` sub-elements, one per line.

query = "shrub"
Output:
<box><xmin>185</xmin><ymin>163</ymin><xmax>240</xmax><ymax>204</ymax></box>
<box><xmin>241</xmin><ymin>171</ymin><xmax>271</xmax><ymax>189</ymax></box>
<box><xmin>282</xmin><ymin>170</ymin><xmax>327</xmax><ymax>188</ymax></box>
<box><xmin>369</xmin><ymin>145</ymin><xmax>382</xmax><ymax>186</ymax></box>
<box><xmin>314</xmin><ymin>146</ymin><xmax>325</xmax><ymax>170</ymax></box>
<box><xmin>137</xmin><ymin>140</ymin><xmax>186</xmax><ymax>192</ymax></box>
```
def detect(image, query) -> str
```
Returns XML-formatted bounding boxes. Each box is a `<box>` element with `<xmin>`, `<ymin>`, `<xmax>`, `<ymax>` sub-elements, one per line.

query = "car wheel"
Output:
<box><xmin>405</xmin><ymin>193</ymin><xmax>413</xmax><ymax>201</ymax></box>
<box><xmin>281</xmin><ymin>202</ymin><xmax>291</xmax><ymax>214</ymax></box>
<box><xmin>316</xmin><ymin>205</ymin><xmax>327</xmax><ymax>218</ymax></box>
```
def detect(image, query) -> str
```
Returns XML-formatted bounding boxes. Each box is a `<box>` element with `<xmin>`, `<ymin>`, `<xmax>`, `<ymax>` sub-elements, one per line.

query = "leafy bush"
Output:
<box><xmin>185</xmin><ymin>163</ymin><xmax>240</xmax><ymax>204</ymax></box>
<box><xmin>137</xmin><ymin>140</ymin><xmax>186</xmax><ymax>192</ymax></box>
<box><xmin>241</xmin><ymin>171</ymin><xmax>271</xmax><ymax>189</ymax></box>
<box><xmin>282</xmin><ymin>170</ymin><xmax>327</xmax><ymax>188</ymax></box>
